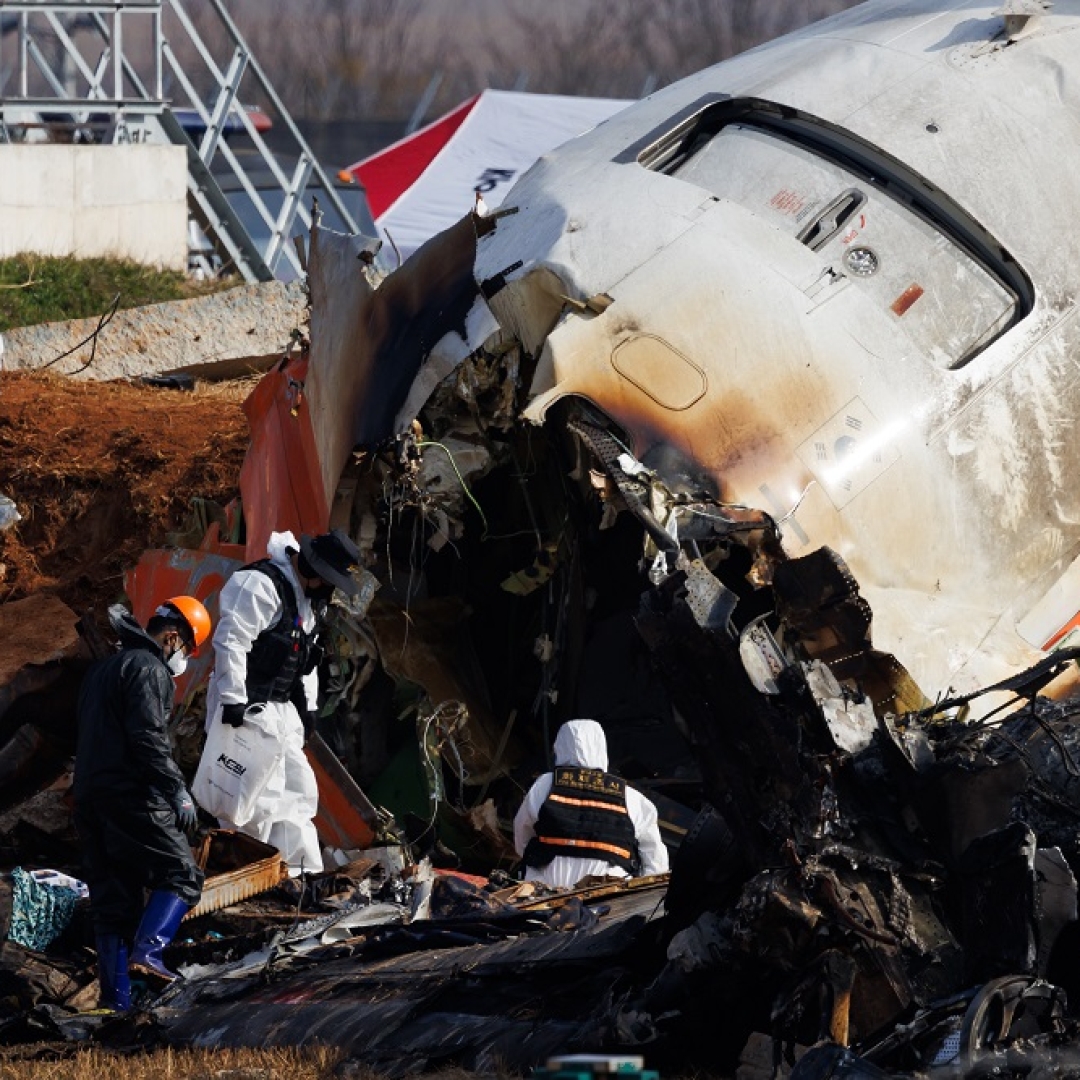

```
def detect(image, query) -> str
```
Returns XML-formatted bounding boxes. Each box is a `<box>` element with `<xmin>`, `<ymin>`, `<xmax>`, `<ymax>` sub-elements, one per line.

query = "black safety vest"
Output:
<box><xmin>242</xmin><ymin>560</ymin><xmax>316</xmax><ymax>704</ymax></box>
<box><xmin>523</xmin><ymin>766</ymin><xmax>640</xmax><ymax>875</ymax></box>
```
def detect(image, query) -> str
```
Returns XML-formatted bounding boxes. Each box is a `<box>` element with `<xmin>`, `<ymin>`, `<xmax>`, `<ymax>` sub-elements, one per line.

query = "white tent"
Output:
<box><xmin>343</xmin><ymin>89</ymin><xmax>631</xmax><ymax>262</ymax></box>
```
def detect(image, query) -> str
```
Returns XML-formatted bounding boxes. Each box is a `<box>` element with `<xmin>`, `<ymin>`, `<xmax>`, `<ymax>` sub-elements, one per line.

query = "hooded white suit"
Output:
<box><xmin>203</xmin><ymin>531</ymin><xmax>322</xmax><ymax>872</ymax></box>
<box><xmin>513</xmin><ymin>719</ymin><xmax>669</xmax><ymax>889</ymax></box>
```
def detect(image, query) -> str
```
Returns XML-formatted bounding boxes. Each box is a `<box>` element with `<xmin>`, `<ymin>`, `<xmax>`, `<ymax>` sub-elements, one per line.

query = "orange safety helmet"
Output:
<box><xmin>163</xmin><ymin>595</ymin><xmax>212</xmax><ymax>654</ymax></box>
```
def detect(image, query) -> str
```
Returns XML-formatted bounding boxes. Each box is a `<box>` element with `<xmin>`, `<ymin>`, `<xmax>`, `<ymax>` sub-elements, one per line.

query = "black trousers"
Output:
<box><xmin>75</xmin><ymin>795</ymin><xmax>203</xmax><ymax>936</ymax></box>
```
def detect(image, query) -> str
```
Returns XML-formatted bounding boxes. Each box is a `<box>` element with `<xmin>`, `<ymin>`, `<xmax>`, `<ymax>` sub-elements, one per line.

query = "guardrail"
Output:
<box><xmin>0</xmin><ymin>0</ymin><xmax>366</xmax><ymax>281</ymax></box>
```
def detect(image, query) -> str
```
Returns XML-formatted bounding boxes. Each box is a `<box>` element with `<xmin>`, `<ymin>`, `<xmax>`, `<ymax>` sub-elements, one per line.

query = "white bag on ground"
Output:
<box><xmin>192</xmin><ymin>703</ymin><xmax>282</xmax><ymax>827</ymax></box>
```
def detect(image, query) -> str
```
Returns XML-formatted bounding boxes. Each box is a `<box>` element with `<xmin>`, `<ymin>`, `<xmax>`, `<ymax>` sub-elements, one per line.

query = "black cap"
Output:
<box><xmin>299</xmin><ymin>529</ymin><xmax>362</xmax><ymax>596</ymax></box>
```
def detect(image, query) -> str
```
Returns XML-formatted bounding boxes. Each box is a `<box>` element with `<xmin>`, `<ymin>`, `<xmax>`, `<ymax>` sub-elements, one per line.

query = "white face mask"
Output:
<box><xmin>166</xmin><ymin>649</ymin><xmax>188</xmax><ymax>677</ymax></box>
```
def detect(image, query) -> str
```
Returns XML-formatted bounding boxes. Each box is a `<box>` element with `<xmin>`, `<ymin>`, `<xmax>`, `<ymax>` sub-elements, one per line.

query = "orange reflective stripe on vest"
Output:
<box><xmin>524</xmin><ymin>766</ymin><xmax>639</xmax><ymax>874</ymax></box>
<box><xmin>548</xmin><ymin>792</ymin><xmax>630</xmax><ymax>814</ymax></box>
<box><xmin>535</xmin><ymin>835</ymin><xmax>634</xmax><ymax>861</ymax></box>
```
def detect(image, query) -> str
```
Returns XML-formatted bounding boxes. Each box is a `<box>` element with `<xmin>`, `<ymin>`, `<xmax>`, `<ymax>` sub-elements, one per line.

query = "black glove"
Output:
<box><xmin>302</xmin><ymin>710</ymin><xmax>317</xmax><ymax>744</ymax></box>
<box><xmin>170</xmin><ymin>786</ymin><xmax>198</xmax><ymax>836</ymax></box>
<box><xmin>221</xmin><ymin>702</ymin><xmax>247</xmax><ymax>727</ymax></box>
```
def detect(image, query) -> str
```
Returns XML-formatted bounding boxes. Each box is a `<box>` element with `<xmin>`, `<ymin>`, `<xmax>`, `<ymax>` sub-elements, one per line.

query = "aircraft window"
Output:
<box><xmin>642</xmin><ymin>111</ymin><xmax>1028</xmax><ymax>369</ymax></box>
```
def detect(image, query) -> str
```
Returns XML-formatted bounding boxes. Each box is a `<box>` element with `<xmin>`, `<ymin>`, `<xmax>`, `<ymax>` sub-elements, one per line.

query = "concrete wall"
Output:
<box><xmin>0</xmin><ymin>144</ymin><xmax>187</xmax><ymax>269</ymax></box>
<box><xmin>1</xmin><ymin>279</ymin><xmax>308</xmax><ymax>381</ymax></box>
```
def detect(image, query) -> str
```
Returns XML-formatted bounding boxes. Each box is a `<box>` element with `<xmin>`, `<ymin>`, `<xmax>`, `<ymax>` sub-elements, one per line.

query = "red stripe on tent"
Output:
<box><xmin>347</xmin><ymin>94</ymin><xmax>479</xmax><ymax>219</ymax></box>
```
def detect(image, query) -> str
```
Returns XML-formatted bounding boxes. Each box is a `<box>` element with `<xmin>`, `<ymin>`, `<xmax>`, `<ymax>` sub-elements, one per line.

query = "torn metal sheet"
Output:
<box><xmin>417</xmin><ymin>2</ymin><xmax>1080</xmax><ymax>716</ymax></box>
<box><xmin>187</xmin><ymin>4</ymin><xmax>1080</xmax><ymax>1058</ymax></box>
<box><xmin>515</xmin><ymin>873</ymin><xmax>668</xmax><ymax>911</ymax></box>
<box><xmin>8</xmin><ymin>5</ymin><xmax>1080</xmax><ymax>1077</ymax></box>
<box><xmin>803</xmin><ymin>659</ymin><xmax>878</xmax><ymax>755</ymax></box>
<box><xmin>309</xmin><ymin>213</ymin><xmax>495</xmax><ymax>454</ymax></box>
<box><xmin>393</xmin><ymin>297</ymin><xmax>502</xmax><ymax>432</ymax></box>
<box><xmin>159</xmin><ymin>888</ymin><xmax>664</xmax><ymax>1070</ymax></box>
<box><xmin>305</xmin><ymin>229</ymin><xmax>379</xmax><ymax>512</ymax></box>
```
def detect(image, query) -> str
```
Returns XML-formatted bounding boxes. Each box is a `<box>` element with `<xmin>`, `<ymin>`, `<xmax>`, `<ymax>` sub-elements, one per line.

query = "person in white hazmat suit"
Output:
<box><xmin>197</xmin><ymin>528</ymin><xmax>361</xmax><ymax>873</ymax></box>
<box><xmin>513</xmin><ymin>719</ymin><xmax>669</xmax><ymax>889</ymax></box>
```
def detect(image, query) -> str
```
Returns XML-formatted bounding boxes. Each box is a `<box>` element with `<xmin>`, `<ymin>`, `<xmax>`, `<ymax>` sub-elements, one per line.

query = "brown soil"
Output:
<box><xmin>0</xmin><ymin>372</ymin><xmax>250</xmax><ymax>617</ymax></box>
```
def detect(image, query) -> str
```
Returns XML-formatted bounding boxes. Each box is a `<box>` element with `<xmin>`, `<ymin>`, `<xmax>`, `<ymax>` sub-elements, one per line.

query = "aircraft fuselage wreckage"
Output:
<box><xmin>351</xmin><ymin>0</ymin><xmax>1080</xmax><ymax>720</ymax></box>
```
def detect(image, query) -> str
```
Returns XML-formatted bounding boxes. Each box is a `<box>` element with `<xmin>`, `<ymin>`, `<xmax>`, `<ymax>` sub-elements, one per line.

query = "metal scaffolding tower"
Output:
<box><xmin>0</xmin><ymin>0</ymin><xmax>365</xmax><ymax>281</ymax></box>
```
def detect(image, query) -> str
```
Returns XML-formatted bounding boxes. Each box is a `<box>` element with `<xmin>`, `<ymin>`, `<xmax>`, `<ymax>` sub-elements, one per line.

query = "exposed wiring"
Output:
<box><xmin>483</xmin><ymin>527</ymin><xmax>553</xmax><ymax>542</ymax></box>
<box><xmin>776</xmin><ymin>480</ymin><xmax>817</xmax><ymax>524</ymax></box>
<box><xmin>384</xmin><ymin>227</ymin><xmax>402</xmax><ymax>271</ymax></box>
<box><xmin>408</xmin><ymin>510</ymin><xmax>422</xmax><ymax>605</ymax></box>
<box><xmin>416</xmin><ymin>438</ymin><xmax>489</xmax><ymax>538</ymax></box>
<box><xmin>40</xmin><ymin>293</ymin><xmax>120</xmax><ymax>373</ymax></box>
<box><xmin>510</xmin><ymin>444</ymin><xmax>544</xmax><ymax>554</ymax></box>
<box><xmin>383</xmin><ymin>478</ymin><xmax>397</xmax><ymax>591</ymax></box>
<box><xmin>414</xmin><ymin>701</ymin><xmax>470</xmax><ymax>846</ymax></box>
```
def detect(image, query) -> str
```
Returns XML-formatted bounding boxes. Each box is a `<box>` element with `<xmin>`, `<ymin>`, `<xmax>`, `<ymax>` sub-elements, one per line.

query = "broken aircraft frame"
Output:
<box><xmin>247</xmin><ymin>0</ymin><xmax>1080</xmax><ymax>1070</ymax></box>
<box><xmin>5</xmin><ymin>0</ymin><xmax>1080</xmax><ymax>1074</ymax></box>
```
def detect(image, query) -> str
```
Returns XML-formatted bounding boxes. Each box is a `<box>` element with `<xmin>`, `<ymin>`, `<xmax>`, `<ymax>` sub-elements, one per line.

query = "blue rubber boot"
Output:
<box><xmin>95</xmin><ymin>933</ymin><xmax>131</xmax><ymax>1012</ymax></box>
<box><xmin>128</xmin><ymin>890</ymin><xmax>190</xmax><ymax>986</ymax></box>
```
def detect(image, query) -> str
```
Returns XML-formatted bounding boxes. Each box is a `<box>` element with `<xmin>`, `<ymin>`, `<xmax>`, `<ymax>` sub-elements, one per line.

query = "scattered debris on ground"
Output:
<box><xmin>2</xmin><ymin>220</ymin><xmax>1080</xmax><ymax>1076</ymax></box>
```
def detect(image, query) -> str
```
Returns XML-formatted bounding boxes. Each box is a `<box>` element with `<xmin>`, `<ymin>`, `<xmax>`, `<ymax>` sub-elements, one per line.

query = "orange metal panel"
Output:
<box><xmin>306</xmin><ymin>733</ymin><xmax>378</xmax><ymax>851</ymax></box>
<box><xmin>124</xmin><ymin>546</ymin><xmax>245</xmax><ymax>704</ymax></box>
<box><xmin>240</xmin><ymin>350</ymin><xmax>330</xmax><ymax>564</ymax></box>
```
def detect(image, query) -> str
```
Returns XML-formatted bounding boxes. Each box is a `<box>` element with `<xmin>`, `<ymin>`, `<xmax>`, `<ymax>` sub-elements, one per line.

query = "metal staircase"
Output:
<box><xmin>0</xmin><ymin>0</ymin><xmax>366</xmax><ymax>281</ymax></box>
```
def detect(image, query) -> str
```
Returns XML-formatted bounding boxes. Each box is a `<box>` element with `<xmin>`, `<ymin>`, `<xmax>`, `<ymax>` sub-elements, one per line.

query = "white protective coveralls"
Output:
<box><xmin>513</xmin><ymin>719</ymin><xmax>669</xmax><ymax>889</ymax></box>
<box><xmin>204</xmin><ymin>530</ymin><xmax>322</xmax><ymax>872</ymax></box>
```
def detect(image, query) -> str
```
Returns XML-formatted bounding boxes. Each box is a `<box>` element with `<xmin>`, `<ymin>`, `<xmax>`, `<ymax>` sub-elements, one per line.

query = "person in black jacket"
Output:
<box><xmin>75</xmin><ymin>596</ymin><xmax>211</xmax><ymax>1011</ymax></box>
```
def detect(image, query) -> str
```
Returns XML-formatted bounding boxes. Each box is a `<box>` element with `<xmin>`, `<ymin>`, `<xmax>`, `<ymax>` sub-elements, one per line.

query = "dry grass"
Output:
<box><xmin>0</xmin><ymin>1047</ymin><xmax>531</xmax><ymax>1080</ymax></box>
<box><xmin>0</xmin><ymin>1046</ymin><xmax>535</xmax><ymax>1080</ymax></box>
<box><xmin>0</xmin><ymin>1044</ymin><xmax>351</xmax><ymax>1079</ymax></box>
<box><xmin>191</xmin><ymin>374</ymin><xmax>265</xmax><ymax>401</ymax></box>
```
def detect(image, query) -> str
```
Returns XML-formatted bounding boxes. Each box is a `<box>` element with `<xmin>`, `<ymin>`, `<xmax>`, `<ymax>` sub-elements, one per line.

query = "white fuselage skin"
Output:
<box><xmin>460</xmin><ymin>0</ymin><xmax>1080</xmax><ymax>705</ymax></box>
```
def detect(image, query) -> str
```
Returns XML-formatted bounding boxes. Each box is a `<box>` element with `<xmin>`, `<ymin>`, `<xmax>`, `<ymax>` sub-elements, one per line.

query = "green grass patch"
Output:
<box><xmin>0</xmin><ymin>255</ymin><xmax>237</xmax><ymax>332</ymax></box>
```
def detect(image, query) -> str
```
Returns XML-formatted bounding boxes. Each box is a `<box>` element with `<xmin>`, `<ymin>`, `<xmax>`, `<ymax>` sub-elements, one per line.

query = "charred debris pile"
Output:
<box><xmin>2</xmin><ymin>278</ymin><xmax>1080</xmax><ymax>1078</ymax></box>
<box><xmin>2</xmin><ymin>381</ymin><xmax>1080</xmax><ymax>1077</ymax></box>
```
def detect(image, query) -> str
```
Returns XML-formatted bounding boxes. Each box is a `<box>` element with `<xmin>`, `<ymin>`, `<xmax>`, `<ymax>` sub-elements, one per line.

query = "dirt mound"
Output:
<box><xmin>0</xmin><ymin>372</ymin><xmax>249</xmax><ymax>616</ymax></box>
